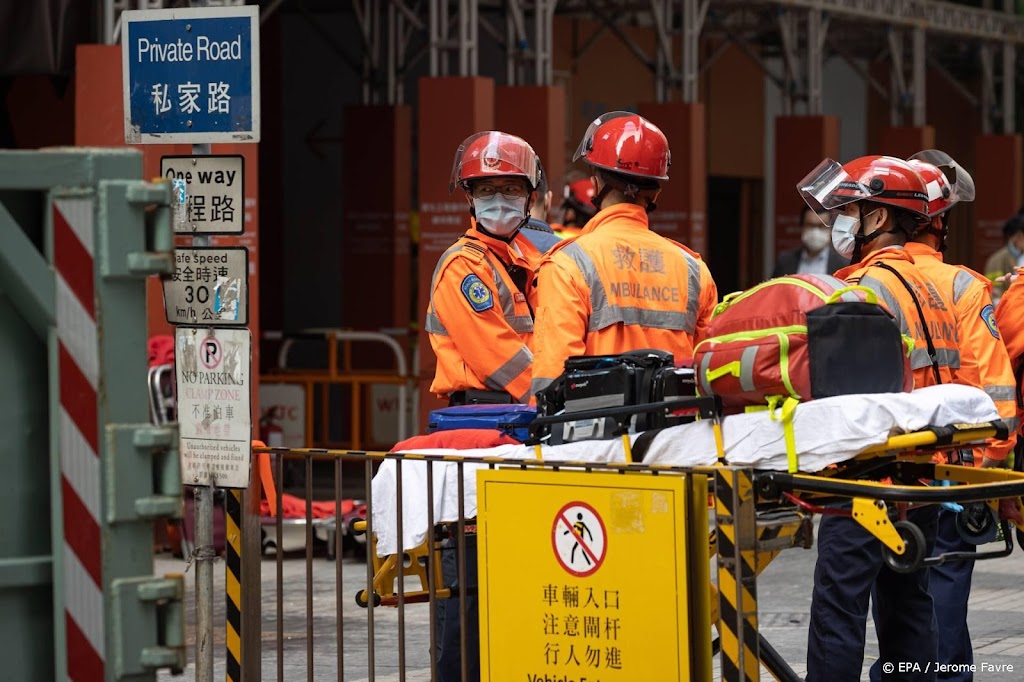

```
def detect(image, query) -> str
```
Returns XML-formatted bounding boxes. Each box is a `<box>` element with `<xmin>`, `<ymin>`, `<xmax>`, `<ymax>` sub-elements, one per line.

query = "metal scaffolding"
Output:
<box><xmin>100</xmin><ymin>0</ymin><xmax>1024</xmax><ymax>131</ymax></box>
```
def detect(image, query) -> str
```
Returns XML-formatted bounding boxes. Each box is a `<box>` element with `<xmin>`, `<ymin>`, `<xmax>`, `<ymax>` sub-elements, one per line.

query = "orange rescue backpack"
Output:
<box><xmin>693</xmin><ymin>274</ymin><xmax>913</xmax><ymax>410</ymax></box>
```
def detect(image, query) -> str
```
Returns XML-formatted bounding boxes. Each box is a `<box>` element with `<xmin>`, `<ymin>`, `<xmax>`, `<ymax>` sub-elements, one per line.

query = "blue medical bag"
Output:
<box><xmin>426</xmin><ymin>404</ymin><xmax>537</xmax><ymax>442</ymax></box>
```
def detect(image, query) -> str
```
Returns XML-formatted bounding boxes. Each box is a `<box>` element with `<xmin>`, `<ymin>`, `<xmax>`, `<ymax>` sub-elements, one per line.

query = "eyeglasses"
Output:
<box><xmin>471</xmin><ymin>183</ymin><xmax>527</xmax><ymax>199</ymax></box>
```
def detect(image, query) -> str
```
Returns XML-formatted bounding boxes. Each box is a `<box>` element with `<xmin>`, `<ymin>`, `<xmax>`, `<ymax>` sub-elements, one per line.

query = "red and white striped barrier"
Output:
<box><xmin>54</xmin><ymin>197</ymin><xmax>105</xmax><ymax>681</ymax></box>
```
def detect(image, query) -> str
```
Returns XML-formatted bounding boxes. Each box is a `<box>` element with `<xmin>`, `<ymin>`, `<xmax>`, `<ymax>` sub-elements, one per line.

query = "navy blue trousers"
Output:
<box><xmin>437</xmin><ymin>534</ymin><xmax>479</xmax><ymax>682</ymax></box>
<box><xmin>927</xmin><ymin>510</ymin><xmax>976</xmax><ymax>681</ymax></box>
<box><xmin>807</xmin><ymin>506</ymin><xmax>938</xmax><ymax>682</ymax></box>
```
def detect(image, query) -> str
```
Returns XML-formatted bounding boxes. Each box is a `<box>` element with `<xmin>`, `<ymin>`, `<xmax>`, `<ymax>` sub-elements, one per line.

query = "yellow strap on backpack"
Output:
<box><xmin>826</xmin><ymin>285</ymin><xmax>878</xmax><ymax>305</ymax></box>
<box><xmin>706</xmin><ymin>361</ymin><xmax>742</xmax><ymax>383</ymax></box>
<box><xmin>768</xmin><ymin>396</ymin><xmax>801</xmax><ymax>473</ymax></box>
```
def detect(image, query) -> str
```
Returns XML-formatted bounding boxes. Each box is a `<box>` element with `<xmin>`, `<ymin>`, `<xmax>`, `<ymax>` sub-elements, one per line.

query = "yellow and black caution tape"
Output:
<box><xmin>226</xmin><ymin>490</ymin><xmax>242</xmax><ymax>682</ymax></box>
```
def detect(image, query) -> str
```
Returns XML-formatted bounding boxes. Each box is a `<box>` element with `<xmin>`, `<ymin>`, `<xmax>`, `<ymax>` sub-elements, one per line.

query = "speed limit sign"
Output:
<box><xmin>163</xmin><ymin>246</ymin><xmax>249</xmax><ymax>326</ymax></box>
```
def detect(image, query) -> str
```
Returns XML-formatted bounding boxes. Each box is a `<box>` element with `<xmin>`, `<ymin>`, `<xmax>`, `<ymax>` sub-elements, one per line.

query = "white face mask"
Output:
<box><xmin>474</xmin><ymin>194</ymin><xmax>528</xmax><ymax>237</ymax></box>
<box><xmin>831</xmin><ymin>208</ymin><xmax>882</xmax><ymax>260</ymax></box>
<box><xmin>801</xmin><ymin>226</ymin><xmax>830</xmax><ymax>254</ymax></box>
<box><xmin>831</xmin><ymin>214</ymin><xmax>859</xmax><ymax>260</ymax></box>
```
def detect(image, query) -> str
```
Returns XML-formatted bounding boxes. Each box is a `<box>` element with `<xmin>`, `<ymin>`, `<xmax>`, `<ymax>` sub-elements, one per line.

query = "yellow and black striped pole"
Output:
<box><xmin>226</xmin><ymin>490</ymin><xmax>243</xmax><ymax>681</ymax></box>
<box><xmin>715</xmin><ymin>467</ymin><xmax>760</xmax><ymax>682</ymax></box>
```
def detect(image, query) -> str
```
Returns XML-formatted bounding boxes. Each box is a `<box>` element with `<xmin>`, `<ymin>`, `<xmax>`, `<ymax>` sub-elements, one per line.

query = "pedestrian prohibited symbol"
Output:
<box><xmin>552</xmin><ymin>501</ymin><xmax>607</xmax><ymax>577</ymax></box>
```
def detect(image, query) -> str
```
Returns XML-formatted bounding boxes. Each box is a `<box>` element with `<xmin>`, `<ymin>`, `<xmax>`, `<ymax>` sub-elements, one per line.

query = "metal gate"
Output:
<box><xmin>0</xmin><ymin>148</ymin><xmax>185</xmax><ymax>681</ymax></box>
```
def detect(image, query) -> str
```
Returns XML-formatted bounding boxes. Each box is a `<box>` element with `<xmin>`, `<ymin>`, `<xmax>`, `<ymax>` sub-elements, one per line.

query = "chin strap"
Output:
<box><xmin>591</xmin><ymin>175</ymin><xmax>659</xmax><ymax>214</ymax></box>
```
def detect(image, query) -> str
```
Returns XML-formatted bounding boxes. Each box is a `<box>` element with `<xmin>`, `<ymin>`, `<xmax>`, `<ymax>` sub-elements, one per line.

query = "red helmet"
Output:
<box><xmin>906</xmin><ymin>150</ymin><xmax>976</xmax><ymax>218</ymax></box>
<box><xmin>797</xmin><ymin>155</ymin><xmax>929</xmax><ymax>225</ymax></box>
<box><xmin>564</xmin><ymin>178</ymin><xmax>596</xmax><ymax>210</ymax></box>
<box><xmin>449</xmin><ymin>131</ymin><xmax>540</xmax><ymax>193</ymax></box>
<box><xmin>574</xmin><ymin>112</ymin><xmax>670</xmax><ymax>182</ymax></box>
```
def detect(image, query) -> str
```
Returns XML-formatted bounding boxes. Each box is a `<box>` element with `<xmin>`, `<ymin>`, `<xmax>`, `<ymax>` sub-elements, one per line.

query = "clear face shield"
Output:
<box><xmin>449</xmin><ymin>131</ymin><xmax>540</xmax><ymax>194</ymax></box>
<box><xmin>908</xmin><ymin>149</ymin><xmax>976</xmax><ymax>208</ymax></box>
<box><xmin>796</xmin><ymin>158</ymin><xmax>885</xmax><ymax>228</ymax></box>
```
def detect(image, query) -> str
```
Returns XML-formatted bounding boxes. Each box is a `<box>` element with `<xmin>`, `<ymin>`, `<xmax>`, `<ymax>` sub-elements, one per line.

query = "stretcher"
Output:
<box><xmin>358</xmin><ymin>385</ymin><xmax>1024</xmax><ymax>618</ymax></box>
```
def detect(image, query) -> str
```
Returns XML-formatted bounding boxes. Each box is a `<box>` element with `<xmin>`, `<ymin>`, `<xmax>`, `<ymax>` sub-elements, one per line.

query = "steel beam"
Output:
<box><xmin>981</xmin><ymin>44</ymin><xmax>996</xmax><ymax>134</ymax></box>
<box><xmin>778</xmin><ymin>10</ymin><xmax>802</xmax><ymax>114</ymax></box>
<box><xmin>806</xmin><ymin>8</ymin><xmax>829</xmax><ymax>114</ymax></box>
<box><xmin>730</xmin><ymin>0</ymin><xmax>1024</xmax><ymax>44</ymax></box>
<box><xmin>682</xmin><ymin>0</ymin><xmax>709</xmax><ymax>102</ymax></box>
<box><xmin>912</xmin><ymin>26</ymin><xmax>926</xmax><ymax>126</ymax></box>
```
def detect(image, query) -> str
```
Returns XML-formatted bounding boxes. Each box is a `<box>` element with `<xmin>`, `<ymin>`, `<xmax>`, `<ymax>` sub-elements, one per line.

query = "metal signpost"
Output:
<box><xmin>123</xmin><ymin>4</ymin><xmax>259</xmax><ymax>680</ymax></box>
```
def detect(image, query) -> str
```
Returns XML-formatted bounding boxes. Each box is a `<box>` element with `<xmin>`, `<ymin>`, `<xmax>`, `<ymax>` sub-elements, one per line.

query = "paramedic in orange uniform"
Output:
<box><xmin>531</xmin><ymin>112</ymin><xmax>718</xmax><ymax>395</ymax></box>
<box><xmin>799</xmin><ymin>155</ymin><xmax>960</xmax><ymax>682</ymax></box>
<box><xmin>996</xmin><ymin>267</ymin><xmax>1024</xmax><ymax>409</ymax></box>
<box><xmin>425</xmin><ymin>131</ymin><xmax>542</xmax><ymax>406</ymax></box>
<box><xmin>893</xmin><ymin>151</ymin><xmax>1019</xmax><ymax>682</ymax></box>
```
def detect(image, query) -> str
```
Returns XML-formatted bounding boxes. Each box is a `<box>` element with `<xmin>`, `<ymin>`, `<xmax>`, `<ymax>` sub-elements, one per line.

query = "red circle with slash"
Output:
<box><xmin>551</xmin><ymin>501</ymin><xmax>607</xmax><ymax>577</ymax></box>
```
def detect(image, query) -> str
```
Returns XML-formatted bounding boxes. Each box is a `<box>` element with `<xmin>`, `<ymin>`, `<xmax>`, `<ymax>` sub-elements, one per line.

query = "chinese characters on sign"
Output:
<box><xmin>163</xmin><ymin>247</ymin><xmax>249</xmax><ymax>326</ymax></box>
<box><xmin>161</xmin><ymin>155</ymin><xmax>245</xmax><ymax>234</ymax></box>
<box><xmin>122</xmin><ymin>6</ymin><xmax>260</xmax><ymax>143</ymax></box>
<box><xmin>538</xmin><ymin>584</ymin><xmax>624</xmax><ymax>673</ymax></box>
<box><xmin>479</xmin><ymin>471</ymin><xmax>695</xmax><ymax>681</ymax></box>
<box><xmin>175</xmin><ymin>327</ymin><xmax>252</xmax><ymax>488</ymax></box>
<box><xmin>150</xmin><ymin>81</ymin><xmax>232</xmax><ymax>116</ymax></box>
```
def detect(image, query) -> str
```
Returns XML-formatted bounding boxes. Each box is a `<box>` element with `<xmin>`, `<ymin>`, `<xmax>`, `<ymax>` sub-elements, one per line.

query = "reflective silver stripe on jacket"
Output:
<box><xmin>425</xmin><ymin>242</ymin><xmax>467</xmax><ymax>337</ymax></box>
<box><xmin>1004</xmin><ymin>416</ymin><xmax>1021</xmax><ymax>433</ymax></box>
<box><xmin>424</xmin><ymin>311</ymin><xmax>447</xmax><ymax>335</ymax></box>
<box><xmin>485</xmin><ymin>346</ymin><xmax>533</xmax><ymax>392</ymax></box>
<box><xmin>491</xmin><ymin>260</ymin><xmax>534</xmax><ymax>335</ymax></box>
<box><xmin>425</xmin><ymin>241</ymin><xmax>533</xmax><ymax>336</ymax></box>
<box><xmin>562</xmin><ymin>242</ymin><xmax>698</xmax><ymax>334</ymax></box>
<box><xmin>857</xmin><ymin>274</ymin><xmax>909</xmax><ymax>338</ymax></box>
<box><xmin>952</xmin><ymin>269</ymin><xmax>976</xmax><ymax>306</ymax></box>
<box><xmin>985</xmin><ymin>385</ymin><xmax>1018</xmax><ymax>403</ymax></box>
<box><xmin>531</xmin><ymin>376</ymin><xmax>555</xmax><ymax>396</ymax></box>
<box><xmin>909</xmin><ymin>347</ymin><xmax>961</xmax><ymax>371</ymax></box>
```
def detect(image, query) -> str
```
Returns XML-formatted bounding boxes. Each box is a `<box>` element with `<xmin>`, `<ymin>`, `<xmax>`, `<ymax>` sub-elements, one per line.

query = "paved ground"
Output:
<box><xmin>158</xmin><ymin>520</ymin><xmax>1024</xmax><ymax>681</ymax></box>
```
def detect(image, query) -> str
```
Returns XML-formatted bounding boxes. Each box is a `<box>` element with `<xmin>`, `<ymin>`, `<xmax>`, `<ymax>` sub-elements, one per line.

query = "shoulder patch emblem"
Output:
<box><xmin>461</xmin><ymin>274</ymin><xmax>494</xmax><ymax>313</ymax></box>
<box><xmin>981</xmin><ymin>304</ymin><xmax>1000</xmax><ymax>339</ymax></box>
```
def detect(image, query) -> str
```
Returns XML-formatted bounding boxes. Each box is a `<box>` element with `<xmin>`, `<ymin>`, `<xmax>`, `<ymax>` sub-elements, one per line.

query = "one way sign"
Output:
<box><xmin>161</xmin><ymin>154</ymin><xmax>245</xmax><ymax>234</ymax></box>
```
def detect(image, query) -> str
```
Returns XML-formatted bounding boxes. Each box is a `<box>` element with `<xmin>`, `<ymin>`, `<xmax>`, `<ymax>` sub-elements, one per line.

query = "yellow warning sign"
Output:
<box><xmin>477</xmin><ymin>469</ymin><xmax>699</xmax><ymax>681</ymax></box>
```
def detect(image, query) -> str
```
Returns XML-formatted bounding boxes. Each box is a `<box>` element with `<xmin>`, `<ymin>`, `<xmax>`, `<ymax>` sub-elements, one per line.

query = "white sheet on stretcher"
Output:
<box><xmin>371</xmin><ymin>384</ymin><xmax>998</xmax><ymax>555</ymax></box>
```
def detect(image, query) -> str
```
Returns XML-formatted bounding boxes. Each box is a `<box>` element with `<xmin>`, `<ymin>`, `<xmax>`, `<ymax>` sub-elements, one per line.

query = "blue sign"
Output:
<box><xmin>122</xmin><ymin>7</ymin><xmax>260</xmax><ymax>143</ymax></box>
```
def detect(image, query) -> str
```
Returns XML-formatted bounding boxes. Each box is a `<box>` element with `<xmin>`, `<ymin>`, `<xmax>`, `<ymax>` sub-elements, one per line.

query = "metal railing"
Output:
<box><xmin>262</xmin><ymin>328</ymin><xmax>413</xmax><ymax>450</ymax></box>
<box><xmin>253</xmin><ymin>445</ymin><xmax>737</xmax><ymax>681</ymax></box>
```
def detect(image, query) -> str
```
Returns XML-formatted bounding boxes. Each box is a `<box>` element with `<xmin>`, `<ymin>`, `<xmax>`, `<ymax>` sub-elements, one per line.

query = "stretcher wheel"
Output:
<box><xmin>881</xmin><ymin>521</ymin><xmax>925</xmax><ymax>574</ymax></box>
<box><xmin>955</xmin><ymin>503</ymin><xmax>998</xmax><ymax>545</ymax></box>
<box><xmin>355</xmin><ymin>589</ymin><xmax>381</xmax><ymax>608</ymax></box>
<box><xmin>1015</xmin><ymin>527</ymin><xmax>1024</xmax><ymax>553</ymax></box>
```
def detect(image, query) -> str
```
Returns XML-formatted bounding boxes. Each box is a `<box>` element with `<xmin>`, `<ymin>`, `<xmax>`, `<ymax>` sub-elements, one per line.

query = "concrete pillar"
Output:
<box><xmin>637</xmin><ymin>101</ymin><xmax>708</xmax><ymax>255</ymax></box>
<box><xmin>875</xmin><ymin>126</ymin><xmax>935</xmax><ymax>159</ymax></box>
<box><xmin>341</xmin><ymin>105</ymin><xmax>413</xmax><ymax>336</ymax></box>
<box><xmin>495</xmin><ymin>86</ymin><xmax>566</xmax><ymax>197</ymax></box>
<box><xmin>974</xmin><ymin>134</ymin><xmax>1023</xmax><ymax>272</ymax></box>
<box><xmin>772</xmin><ymin>115</ymin><xmax>840</xmax><ymax>255</ymax></box>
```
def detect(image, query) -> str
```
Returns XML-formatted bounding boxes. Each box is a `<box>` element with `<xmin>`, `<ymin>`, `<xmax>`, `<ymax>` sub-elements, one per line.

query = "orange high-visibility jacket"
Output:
<box><xmin>902</xmin><ymin>243</ymin><xmax>1018</xmax><ymax>460</ymax></box>
<box><xmin>836</xmin><ymin>246</ymin><xmax>960</xmax><ymax>389</ymax></box>
<box><xmin>425</xmin><ymin>225</ymin><xmax>541</xmax><ymax>403</ymax></box>
<box><xmin>995</xmin><ymin>266</ymin><xmax>1024</xmax><ymax>436</ymax></box>
<box><xmin>531</xmin><ymin>203</ymin><xmax>718</xmax><ymax>394</ymax></box>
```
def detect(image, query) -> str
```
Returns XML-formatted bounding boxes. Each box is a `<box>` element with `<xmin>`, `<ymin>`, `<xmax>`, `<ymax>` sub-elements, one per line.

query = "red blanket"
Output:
<box><xmin>260</xmin><ymin>494</ymin><xmax>357</xmax><ymax>519</ymax></box>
